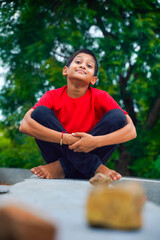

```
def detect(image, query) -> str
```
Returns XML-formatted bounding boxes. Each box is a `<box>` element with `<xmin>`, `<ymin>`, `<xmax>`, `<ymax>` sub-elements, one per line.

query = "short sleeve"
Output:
<box><xmin>32</xmin><ymin>91</ymin><xmax>54</xmax><ymax>110</ymax></box>
<box><xmin>100</xmin><ymin>91</ymin><xmax>128</xmax><ymax>115</ymax></box>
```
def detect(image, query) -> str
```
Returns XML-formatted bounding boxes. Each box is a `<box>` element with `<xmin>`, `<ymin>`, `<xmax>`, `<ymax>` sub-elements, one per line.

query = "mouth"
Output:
<box><xmin>76</xmin><ymin>69</ymin><xmax>86</xmax><ymax>74</ymax></box>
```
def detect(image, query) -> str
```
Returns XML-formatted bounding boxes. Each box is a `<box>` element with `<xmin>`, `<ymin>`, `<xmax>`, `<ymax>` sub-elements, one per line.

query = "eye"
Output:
<box><xmin>75</xmin><ymin>60</ymin><xmax>81</xmax><ymax>64</ymax></box>
<box><xmin>87</xmin><ymin>64</ymin><xmax>93</xmax><ymax>68</ymax></box>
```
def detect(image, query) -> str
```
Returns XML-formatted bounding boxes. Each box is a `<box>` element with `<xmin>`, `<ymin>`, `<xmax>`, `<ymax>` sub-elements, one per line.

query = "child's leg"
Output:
<box><xmin>30</xmin><ymin>106</ymin><xmax>100</xmax><ymax>179</ymax></box>
<box><xmin>62</xmin><ymin>109</ymin><xmax>127</xmax><ymax>180</ymax></box>
<box><xmin>90</xmin><ymin>109</ymin><xmax>127</xmax><ymax>163</ymax></box>
<box><xmin>30</xmin><ymin>106</ymin><xmax>72</xmax><ymax>178</ymax></box>
<box><xmin>89</xmin><ymin>109</ymin><xmax>127</xmax><ymax>180</ymax></box>
<box><xmin>31</xmin><ymin>106</ymin><xmax>126</xmax><ymax>180</ymax></box>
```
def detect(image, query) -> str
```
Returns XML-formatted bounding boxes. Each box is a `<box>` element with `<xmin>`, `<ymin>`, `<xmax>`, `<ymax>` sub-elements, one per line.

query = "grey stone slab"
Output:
<box><xmin>0</xmin><ymin>167</ymin><xmax>32</xmax><ymax>184</ymax></box>
<box><xmin>111</xmin><ymin>177</ymin><xmax>160</xmax><ymax>206</ymax></box>
<box><xmin>0</xmin><ymin>178</ymin><xmax>160</xmax><ymax>240</ymax></box>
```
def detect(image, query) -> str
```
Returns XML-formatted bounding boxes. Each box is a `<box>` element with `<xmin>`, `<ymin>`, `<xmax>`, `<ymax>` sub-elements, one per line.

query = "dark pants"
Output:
<box><xmin>31</xmin><ymin>106</ymin><xmax>127</xmax><ymax>179</ymax></box>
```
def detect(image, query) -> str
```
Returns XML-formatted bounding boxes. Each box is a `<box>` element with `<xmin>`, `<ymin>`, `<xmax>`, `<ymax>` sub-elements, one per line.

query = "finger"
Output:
<box><xmin>72</xmin><ymin>146</ymin><xmax>81</xmax><ymax>152</ymax></box>
<box><xmin>68</xmin><ymin>142</ymin><xmax>79</xmax><ymax>150</ymax></box>
<box><xmin>72</xmin><ymin>132</ymin><xmax>86</xmax><ymax>137</ymax></box>
<box><xmin>73</xmin><ymin>148</ymin><xmax>80</xmax><ymax>152</ymax></box>
<box><xmin>74</xmin><ymin>147</ymin><xmax>88</xmax><ymax>153</ymax></box>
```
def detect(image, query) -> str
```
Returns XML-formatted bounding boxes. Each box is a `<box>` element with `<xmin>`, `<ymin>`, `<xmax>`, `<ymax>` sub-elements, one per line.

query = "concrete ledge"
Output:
<box><xmin>0</xmin><ymin>167</ymin><xmax>32</xmax><ymax>185</ymax></box>
<box><xmin>0</xmin><ymin>168</ymin><xmax>160</xmax><ymax>206</ymax></box>
<box><xmin>0</xmin><ymin>178</ymin><xmax>160</xmax><ymax>240</ymax></box>
<box><xmin>111</xmin><ymin>177</ymin><xmax>160</xmax><ymax>206</ymax></box>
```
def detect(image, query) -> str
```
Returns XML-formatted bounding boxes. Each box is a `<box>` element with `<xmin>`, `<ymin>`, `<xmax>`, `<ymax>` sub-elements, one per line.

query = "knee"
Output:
<box><xmin>104</xmin><ymin>109</ymin><xmax>127</xmax><ymax>129</ymax></box>
<box><xmin>31</xmin><ymin>106</ymin><xmax>53</xmax><ymax>124</ymax></box>
<box><xmin>112</xmin><ymin>109</ymin><xmax>127</xmax><ymax>127</ymax></box>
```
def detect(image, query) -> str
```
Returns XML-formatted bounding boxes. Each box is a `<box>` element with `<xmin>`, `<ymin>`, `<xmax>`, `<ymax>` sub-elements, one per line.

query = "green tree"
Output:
<box><xmin>0</xmin><ymin>0</ymin><xmax>160</xmax><ymax>178</ymax></box>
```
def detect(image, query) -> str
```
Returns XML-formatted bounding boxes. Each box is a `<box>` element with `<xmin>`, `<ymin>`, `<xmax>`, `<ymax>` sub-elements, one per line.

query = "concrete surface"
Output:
<box><xmin>112</xmin><ymin>177</ymin><xmax>160</xmax><ymax>206</ymax></box>
<box><xmin>0</xmin><ymin>177</ymin><xmax>160</xmax><ymax>240</ymax></box>
<box><xmin>0</xmin><ymin>167</ymin><xmax>32</xmax><ymax>184</ymax></box>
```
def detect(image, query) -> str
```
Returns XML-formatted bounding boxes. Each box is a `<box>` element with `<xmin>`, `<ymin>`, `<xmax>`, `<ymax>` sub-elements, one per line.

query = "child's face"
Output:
<box><xmin>63</xmin><ymin>53</ymin><xmax>97</xmax><ymax>86</ymax></box>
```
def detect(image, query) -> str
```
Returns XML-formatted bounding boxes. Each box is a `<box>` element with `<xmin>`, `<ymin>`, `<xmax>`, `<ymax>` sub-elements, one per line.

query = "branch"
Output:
<box><xmin>119</xmin><ymin>64</ymin><xmax>137</xmax><ymax>125</ymax></box>
<box><xmin>85</xmin><ymin>0</ymin><xmax>117</xmax><ymax>40</ymax></box>
<box><xmin>95</xmin><ymin>16</ymin><xmax>117</xmax><ymax>40</ymax></box>
<box><xmin>51</xmin><ymin>51</ymin><xmax>66</xmax><ymax>59</ymax></box>
<box><xmin>145</xmin><ymin>96</ymin><xmax>160</xmax><ymax>129</ymax></box>
<box><xmin>125</xmin><ymin>64</ymin><xmax>134</xmax><ymax>83</ymax></box>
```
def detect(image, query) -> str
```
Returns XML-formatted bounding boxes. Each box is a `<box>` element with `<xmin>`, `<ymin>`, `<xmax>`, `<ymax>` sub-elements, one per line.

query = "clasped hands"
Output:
<box><xmin>66</xmin><ymin>132</ymin><xmax>99</xmax><ymax>153</ymax></box>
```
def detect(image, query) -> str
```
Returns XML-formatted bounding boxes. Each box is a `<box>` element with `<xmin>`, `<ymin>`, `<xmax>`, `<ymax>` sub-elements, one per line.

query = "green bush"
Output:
<box><xmin>0</xmin><ymin>132</ymin><xmax>45</xmax><ymax>169</ymax></box>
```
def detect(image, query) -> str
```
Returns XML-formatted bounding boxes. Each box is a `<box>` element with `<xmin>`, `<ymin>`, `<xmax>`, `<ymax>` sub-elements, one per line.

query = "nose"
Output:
<box><xmin>80</xmin><ymin>63</ymin><xmax>86</xmax><ymax>69</ymax></box>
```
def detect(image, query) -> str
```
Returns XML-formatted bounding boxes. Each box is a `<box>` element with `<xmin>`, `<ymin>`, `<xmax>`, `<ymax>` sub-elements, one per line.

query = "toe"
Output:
<box><xmin>39</xmin><ymin>172</ymin><xmax>46</xmax><ymax>178</ymax></box>
<box><xmin>114</xmin><ymin>171</ymin><xmax>121</xmax><ymax>180</ymax></box>
<box><xmin>31</xmin><ymin>167</ymin><xmax>43</xmax><ymax>177</ymax></box>
<box><xmin>38</xmin><ymin>174</ymin><xmax>43</xmax><ymax>178</ymax></box>
<box><xmin>110</xmin><ymin>171</ymin><xmax>121</xmax><ymax>181</ymax></box>
<box><xmin>30</xmin><ymin>168</ymin><xmax>36</xmax><ymax>173</ymax></box>
<box><xmin>40</xmin><ymin>175</ymin><xmax>45</xmax><ymax>179</ymax></box>
<box><xmin>110</xmin><ymin>174</ymin><xmax>117</xmax><ymax>181</ymax></box>
<box><xmin>35</xmin><ymin>168</ymin><xmax>42</xmax><ymax>175</ymax></box>
<box><xmin>116</xmin><ymin>173</ymin><xmax>121</xmax><ymax>180</ymax></box>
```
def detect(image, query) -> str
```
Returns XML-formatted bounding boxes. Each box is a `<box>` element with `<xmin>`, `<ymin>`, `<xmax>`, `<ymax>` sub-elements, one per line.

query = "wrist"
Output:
<box><xmin>95</xmin><ymin>136</ymin><xmax>104</xmax><ymax>148</ymax></box>
<box><xmin>63</xmin><ymin>133</ymin><xmax>80</xmax><ymax>145</ymax></box>
<box><xmin>63</xmin><ymin>133</ymin><xmax>69</xmax><ymax>145</ymax></box>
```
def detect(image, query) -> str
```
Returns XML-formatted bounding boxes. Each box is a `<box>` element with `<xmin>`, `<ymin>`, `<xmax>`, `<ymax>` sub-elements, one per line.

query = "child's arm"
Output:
<box><xmin>68</xmin><ymin>114</ymin><xmax>137</xmax><ymax>153</ymax></box>
<box><xmin>19</xmin><ymin>109</ymin><xmax>79</xmax><ymax>145</ymax></box>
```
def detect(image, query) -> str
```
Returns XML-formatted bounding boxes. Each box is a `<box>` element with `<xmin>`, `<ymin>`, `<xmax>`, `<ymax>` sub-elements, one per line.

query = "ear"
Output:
<box><xmin>90</xmin><ymin>76</ymin><xmax>98</xmax><ymax>86</ymax></box>
<box><xmin>63</xmin><ymin>66</ymin><xmax>68</xmax><ymax>76</ymax></box>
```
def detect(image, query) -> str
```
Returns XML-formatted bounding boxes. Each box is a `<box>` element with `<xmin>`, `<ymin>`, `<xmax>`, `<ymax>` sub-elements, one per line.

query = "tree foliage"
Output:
<box><xmin>0</xmin><ymin>0</ymin><xmax>160</xmax><ymax>178</ymax></box>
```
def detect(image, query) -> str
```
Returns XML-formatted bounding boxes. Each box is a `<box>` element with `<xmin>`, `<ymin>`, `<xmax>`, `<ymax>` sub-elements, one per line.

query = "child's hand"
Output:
<box><xmin>68</xmin><ymin>132</ymin><xmax>98</xmax><ymax>153</ymax></box>
<box><xmin>63</xmin><ymin>133</ymin><xmax>80</xmax><ymax>145</ymax></box>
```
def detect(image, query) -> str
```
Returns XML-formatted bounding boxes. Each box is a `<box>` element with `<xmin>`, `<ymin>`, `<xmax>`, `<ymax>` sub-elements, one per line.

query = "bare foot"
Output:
<box><xmin>95</xmin><ymin>164</ymin><xmax>121</xmax><ymax>182</ymax></box>
<box><xmin>30</xmin><ymin>160</ymin><xmax>65</xmax><ymax>179</ymax></box>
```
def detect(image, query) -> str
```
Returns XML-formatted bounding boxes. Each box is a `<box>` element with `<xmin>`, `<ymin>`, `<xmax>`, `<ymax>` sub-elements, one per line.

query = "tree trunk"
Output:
<box><xmin>115</xmin><ymin>144</ymin><xmax>131</xmax><ymax>176</ymax></box>
<box><xmin>145</xmin><ymin>96</ymin><xmax>160</xmax><ymax>129</ymax></box>
<box><xmin>119</xmin><ymin>65</ymin><xmax>137</xmax><ymax>126</ymax></box>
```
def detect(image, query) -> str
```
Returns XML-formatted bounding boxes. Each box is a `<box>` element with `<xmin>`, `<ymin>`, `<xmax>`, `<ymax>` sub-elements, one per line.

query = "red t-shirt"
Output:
<box><xmin>33</xmin><ymin>85</ymin><xmax>127</xmax><ymax>133</ymax></box>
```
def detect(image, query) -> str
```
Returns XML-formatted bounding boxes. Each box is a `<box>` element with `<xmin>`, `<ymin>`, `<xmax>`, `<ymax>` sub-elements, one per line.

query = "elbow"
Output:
<box><xmin>19</xmin><ymin>110</ymin><xmax>34</xmax><ymax>135</ymax></box>
<box><xmin>19</xmin><ymin>125</ymin><xmax>22</xmax><ymax>132</ymax></box>
<box><xmin>19</xmin><ymin>121</ymin><xmax>28</xmax><ymax>134</ymax></box>
<box><xmin>127</xmin><ymin>124</ymin><xmax>137</xmax><ymax>141</ymax></box>
<box><xmin>131</xmin><ymin>127</ymin><xmax>137</xmax><ymax>140</ymax></box>
<box><xmin>19</xmin><ymin>123</ymin><xmax>25</xmax><ymax>133</ymax></box>
<box><xmin>133</xmin><ymin>131</ymin><xmax>137</xmax><ymax>139</ymax></box>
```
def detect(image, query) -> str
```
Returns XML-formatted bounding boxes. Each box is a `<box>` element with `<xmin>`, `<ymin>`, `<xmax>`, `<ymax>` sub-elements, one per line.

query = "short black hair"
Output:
<box><xmin>65</xmin><ymin>49</ymin><xmax>98</xmax><ymax>76</ymax></box>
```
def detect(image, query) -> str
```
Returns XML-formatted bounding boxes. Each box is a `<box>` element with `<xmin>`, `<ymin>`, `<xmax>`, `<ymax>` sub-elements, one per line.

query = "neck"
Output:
<box><xmin>67</xmin><ymin>81</ymin><xmax>89</xmax><ymax>98</ymax></box>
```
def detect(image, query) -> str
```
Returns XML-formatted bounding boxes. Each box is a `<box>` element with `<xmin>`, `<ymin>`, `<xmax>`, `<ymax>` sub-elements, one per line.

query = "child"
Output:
<box><xmin>19</xmin><ymin>49</ymin><xmax>136</xmax><ymax>181</ymax></box>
